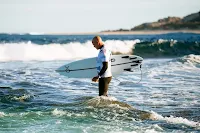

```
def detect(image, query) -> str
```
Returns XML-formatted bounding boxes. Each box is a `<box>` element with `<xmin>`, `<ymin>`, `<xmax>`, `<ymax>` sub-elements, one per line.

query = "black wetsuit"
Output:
<box><xmin>98</xmin><ymin>62</ymin><xmax>112</xmax><ymax>96</ymax></box>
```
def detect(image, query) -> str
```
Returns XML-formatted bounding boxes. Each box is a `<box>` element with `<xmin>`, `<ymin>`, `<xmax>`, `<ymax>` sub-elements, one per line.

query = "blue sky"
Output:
<box><xmin>0</xmin><ymin>0</ymin><xmax>200</xmax><ymax>33</ymax></box>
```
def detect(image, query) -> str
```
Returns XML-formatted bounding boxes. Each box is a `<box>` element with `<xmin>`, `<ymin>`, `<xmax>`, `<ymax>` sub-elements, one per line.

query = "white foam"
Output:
<box><xmin>157</xmin><ymin>39</ymin><xmax>168</xmax><ymax>44</ymax></box>
<box><xmin>110</xmin><ymin>124</ymin><xmax>163</xmax><ymax>133</ymax></box>
<box><xmin>0</xmin><ymin>112</ymin><xmax>6</xmax><ymax>117</ymax></box>
<box><xmin>85</xmin><ymin>96</ymin><xmax>118</xmax><ymax>107</ymax></box>
<box><xmin>144</xmin><ymin>129</ymin><xmax>159</xmax><ymax>133</ymax></box>
<box><xmin>84</xmin><ymin>96</ymin><xmax>133</xmax><ymax>110</ymax></box>
<box><xmin>0</xmin><ymin>40</ymin><xmax>138</xmax><ymax>62</ymax></box>
<box><xmin>11</xmin><ymin>94</ymin><xmax>31</xmax><ymax>102</ymax></box>
<box><xmin>178</xmin><ymin>54</ymin><xmax>200</xmax><ymax>65</ymax></box>
<box><xmin>111</xmin><ymin>131</ymin><xmax>137</xmax><ymax>133</ymax></box>
<box><xmin>150</xmin><ymin>111</ymin><xmax>200</xmax><ymax>128</ymax></box>
<box><xmin>52</xmin><ymin>108</ymin><xmax>67</xmax><ymax>116</ymax></box>
<box><xmin>28</xmin><ymin>32</ymin><xmax>44</xmax><ymax>35</ymax></box>
<box><xmin>52</xmin><ymin>108</ymin><xmax>86</xmax><ymax>117</ymax></box>
<box><xmin>105</xmin><ymin>39</ymin><xmax>140</xmax><ymax>54</ymax></box>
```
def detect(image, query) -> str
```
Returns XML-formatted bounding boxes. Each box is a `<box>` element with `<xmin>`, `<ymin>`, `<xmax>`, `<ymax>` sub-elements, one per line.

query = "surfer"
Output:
<box><xmin>92</xmin><ymin>36</ymin><xmax>112</xmax><ymax>96</ymax></box>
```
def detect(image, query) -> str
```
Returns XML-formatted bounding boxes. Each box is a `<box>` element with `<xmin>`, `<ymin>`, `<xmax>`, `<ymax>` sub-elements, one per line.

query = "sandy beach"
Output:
<box><xmin>46</xmin><ymin>30</ymin><xmax>200</xmax><ymax>35</ymax></box>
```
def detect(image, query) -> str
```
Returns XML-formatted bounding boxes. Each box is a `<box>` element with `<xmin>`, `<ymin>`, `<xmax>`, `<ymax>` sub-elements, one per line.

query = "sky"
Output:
<box><xmin>0</xmin><ymin>0</ymin><xmax>200</xmax><ymax>33</ymax></box>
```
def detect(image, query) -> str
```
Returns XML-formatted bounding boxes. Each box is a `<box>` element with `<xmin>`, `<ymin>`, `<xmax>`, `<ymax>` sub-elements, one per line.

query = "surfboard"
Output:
<box><xmin>56</xmin><ymin>55</ymin><xmax>143</xmax><ymax>78</ymax></box>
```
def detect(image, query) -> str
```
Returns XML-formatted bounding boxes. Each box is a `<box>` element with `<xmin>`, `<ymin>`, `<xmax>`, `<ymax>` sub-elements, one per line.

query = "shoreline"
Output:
<box><xmin>45</xmin><ymin>30</ymin><xmax>200</xmax><ymax>35</ymax></box>
<box><xmin>1</xmin><ymin>30</ymin><xmax>200</xmax><ymax>35</ymax></box>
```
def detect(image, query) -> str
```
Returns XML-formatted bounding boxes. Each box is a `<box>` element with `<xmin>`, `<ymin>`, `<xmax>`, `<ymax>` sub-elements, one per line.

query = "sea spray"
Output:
<box><xmin>0</xmin><ymin>40</ymin><xmax>138</xmax><ymax>61</ymax></box>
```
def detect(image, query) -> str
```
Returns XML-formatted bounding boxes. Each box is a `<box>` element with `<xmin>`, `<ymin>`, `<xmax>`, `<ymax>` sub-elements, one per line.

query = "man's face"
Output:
<box><xmin>92</xmin><ymin>39</ymin><xmax>99</xmax><ymax>50</ymax></box>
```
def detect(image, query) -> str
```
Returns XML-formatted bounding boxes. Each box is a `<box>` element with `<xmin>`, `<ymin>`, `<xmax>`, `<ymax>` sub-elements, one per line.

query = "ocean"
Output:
<box><xmin>0</xmin><ymin>33</ymin><xmax>199</xmax><ymax>133</ymax></box>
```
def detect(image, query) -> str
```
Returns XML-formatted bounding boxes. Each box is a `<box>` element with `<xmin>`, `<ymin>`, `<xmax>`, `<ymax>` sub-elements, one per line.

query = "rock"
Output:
<box><xmin>131</xmin><ymin>11</ymin><xmax>200</xmax><ymax>30</ymax></box>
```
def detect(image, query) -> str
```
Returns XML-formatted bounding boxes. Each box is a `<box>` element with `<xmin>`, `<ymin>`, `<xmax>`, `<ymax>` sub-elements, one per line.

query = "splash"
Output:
<box><xmin>0</xmin><ymin>112</ymin><xmax>6</xmax><ymax>117</ymax></box>
<box><xmin>177</xmin><ymin>54</ymin><xmax>200</xmax><ymax>66</ymax></box>
<box><xmin>52</xmin><ymin>108</ymin><xmax>67</xmax><ymax>116</ymax></box>
<box><xmin>52</xmin><ymin>108</ymin><xmax>86</xmax><ymax>117</ymax></box>
<box><xmin>83</xmin><ymin>96</ymin><xmax>132</xmax><ymax>109</ymax></box>
<box><xmin>150</xmin><ymin>111</ymin><xmax>200</xmax><ymax>128</ymax></box>
<box><xmin>11</xmin><ymin>94</ymin><xmax>32</xmax><ymax>102</ymax></box>
<box><xmin>0</xmin><ymin>87</ymin><xmax>33</xmax><ymax>102</ymax></box>
<box><xmin>0</xmin><ymin>40</ymin><xmax>138</xmax><ymax>62</ymax></box>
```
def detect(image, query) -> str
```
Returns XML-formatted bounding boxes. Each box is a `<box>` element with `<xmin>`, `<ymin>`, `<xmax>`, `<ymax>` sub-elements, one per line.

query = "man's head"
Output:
<box><xmin>92</xmin><ymin>36</ymin><xmax>103</xmax><ymax>49</ymax></box>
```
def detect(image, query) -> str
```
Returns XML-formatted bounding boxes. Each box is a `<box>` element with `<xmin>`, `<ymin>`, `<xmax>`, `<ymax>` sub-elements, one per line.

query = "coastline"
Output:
<box><xmin>45</xmin><ymin>30</ymin><xmax>200</xmax><ymax>35</ymax></box>
<box><xmin>1</xmin><ymin>30</ymin><xmax>200</xmax><ymax>35</ymax></box>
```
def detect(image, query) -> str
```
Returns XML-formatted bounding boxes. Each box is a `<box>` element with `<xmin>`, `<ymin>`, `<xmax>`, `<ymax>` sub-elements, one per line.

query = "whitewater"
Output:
<box><xmin>0</xmin><ymin>33</ymin><xmax>200</xmax><ymax>133</ymax></box>
<box><xmin>0</xmin><ymin>40</ymin><xmax>139</xmax><ymax>61</ymax></box>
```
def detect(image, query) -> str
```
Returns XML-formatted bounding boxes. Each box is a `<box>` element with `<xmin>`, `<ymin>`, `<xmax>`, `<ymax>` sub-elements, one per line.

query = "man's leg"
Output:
<box><xmin>99</xmin><ymin>77</ymin><xmax>112</xmax><ymax>96</ymax></box>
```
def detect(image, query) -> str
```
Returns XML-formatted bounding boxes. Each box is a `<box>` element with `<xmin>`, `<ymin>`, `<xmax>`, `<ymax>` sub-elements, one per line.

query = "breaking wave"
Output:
<box><xmin>0</xmin><ymin>40</ymin><xmax>138</xmax><ymax>61</ymax></box>
<box><xmin>0</xmin><ymin>33</ymin><xmax>200</xmax><ymax>61</ymax></box>
<box><xmin>150</xmin><ymin>111</ymin><xmax>200</xmax><ymax>128</ymax></box>
<box><xmin>134</xmin><ymin>39</ymin><xmax>200</xmax><ymax>57</ymax></box>
<box><xmin>0</xmin><ymin>87</ymin><xmax>33</xmax><ymax>103</ymax></box>
<box><xmin>176</xmin><ymin>54</ymin><xmax>200</xmax><ymax>67</ymax></box>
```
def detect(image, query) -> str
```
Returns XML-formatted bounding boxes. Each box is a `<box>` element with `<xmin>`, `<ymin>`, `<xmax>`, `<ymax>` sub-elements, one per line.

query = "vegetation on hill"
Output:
<box><xmin>103</xmin><ymin>11</ymin><xmax>200</xmax><ymax>32</ymax></box>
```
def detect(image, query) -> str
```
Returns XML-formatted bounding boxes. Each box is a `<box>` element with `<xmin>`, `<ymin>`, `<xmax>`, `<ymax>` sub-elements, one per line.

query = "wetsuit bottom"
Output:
<box><xmin>99</xmin><ymin>77</ymin><xmax>112</xmax><ymax>96</ymax></box>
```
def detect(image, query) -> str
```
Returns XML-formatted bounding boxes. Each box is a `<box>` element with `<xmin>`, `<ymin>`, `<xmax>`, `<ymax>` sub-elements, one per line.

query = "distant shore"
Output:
<box><xmin>46</xmin><ymin>30</ymin><xmax>200</xmax><ymax>35</ymax></box>
<box><xmin>1</xmin><ymin>30</ymin><xmax>200</xmax><ymax>35</ymax></box>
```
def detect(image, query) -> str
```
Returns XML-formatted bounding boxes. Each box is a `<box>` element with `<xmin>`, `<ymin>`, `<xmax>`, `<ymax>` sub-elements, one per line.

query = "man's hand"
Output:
<box><xmin>92</xmin><ymin>76</ymin><xmax>99</xmax><ymax>82</ymax></box>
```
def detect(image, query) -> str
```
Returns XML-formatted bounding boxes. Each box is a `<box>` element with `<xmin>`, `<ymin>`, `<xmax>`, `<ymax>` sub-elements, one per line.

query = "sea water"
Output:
<box><xmin>0</xmin><ymin>33</ymin><xmax>199</xmax><ymax>133</ymax></box>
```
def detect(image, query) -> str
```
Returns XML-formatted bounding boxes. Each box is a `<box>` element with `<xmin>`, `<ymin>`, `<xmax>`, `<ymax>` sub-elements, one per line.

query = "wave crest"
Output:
<box><xmin>150</xmin><ymin>111</ymin><xmax>200</xmax><ymax>128</ymax></box>
<box><xmin>0</xmin><ymin>40</ymin><xmax>138</xmax><ymax>62</ymax></box>
<box><xmin>0</xmin><ymin>87</ymin><xmax>33</xmax><ymax>102</ymax></box>
<box><xmin>173</xmin><ymin>54</ymin><xmax>200</xmax><ymax>68</ymax></box>
<box><xmin>178</xmin><ymin>54</ymin><xmax>200</xmax><ymax>64</ymax></box>
<box><xmin>134</xmin><ymin>41</ymin><xmax>200</xmax><ymax>57</ymax></box>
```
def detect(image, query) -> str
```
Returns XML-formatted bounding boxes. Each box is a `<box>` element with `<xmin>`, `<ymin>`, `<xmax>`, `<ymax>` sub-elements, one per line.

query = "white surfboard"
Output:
<box><xmin>56</xmin><ymin>55</ymin><xmax>143</xmax><ymax>78</ymax></box>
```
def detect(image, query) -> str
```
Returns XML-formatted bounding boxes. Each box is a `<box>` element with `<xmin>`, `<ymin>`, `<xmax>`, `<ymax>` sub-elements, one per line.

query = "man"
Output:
<box><xmin>92</xmin><ymin>36</ymin><xmax>112</xmax><ymax>96</ymax></box>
